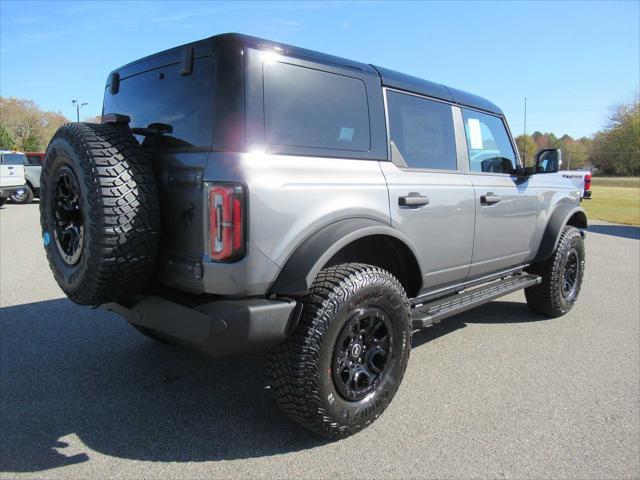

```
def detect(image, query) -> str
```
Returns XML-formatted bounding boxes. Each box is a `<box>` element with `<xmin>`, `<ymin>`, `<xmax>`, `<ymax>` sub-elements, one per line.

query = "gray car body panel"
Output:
<box><xmin>24</xmin><ymin>165</ymin><xmax>41</xmax><ymax>190</ymax></box>
<box><xmin>100</xmin><ymin>33</ymin><xmax>585</xmax><ymax>301</ymax></box>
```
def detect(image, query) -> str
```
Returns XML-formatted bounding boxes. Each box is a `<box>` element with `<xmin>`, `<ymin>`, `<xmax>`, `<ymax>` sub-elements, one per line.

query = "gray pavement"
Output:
<box><xmin>1</xmin><ymin>202</ymin><xmax>639</xmax><ymax>479</ymax></box>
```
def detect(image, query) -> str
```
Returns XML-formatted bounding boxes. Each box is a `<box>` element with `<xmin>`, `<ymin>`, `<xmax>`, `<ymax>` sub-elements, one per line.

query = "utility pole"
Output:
<box><xmin>72</xmin><ymin>100</ymin><xmax>88</xmax><ymax>122</ymax></box>
<box><xmin>523</xmin><ymin>97</ymin><xmax>527</xmax><ymax>165</ymax></box>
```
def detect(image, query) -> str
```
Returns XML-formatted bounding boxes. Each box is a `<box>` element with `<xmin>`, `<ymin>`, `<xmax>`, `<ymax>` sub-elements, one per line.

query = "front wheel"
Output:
<box><xmin>0</xmin><ymin>197</ymin><xmax>7</xmax><ymax>207</ymax></box>
<box><xmin>525</xmin><ymin>225</ymin><xmax>585</xmax><ymax>317</ymax></box>
<box><xmin>268</xmin><ymin>263</ymin><xmax>412</xmax><ymax>439</ymax></box>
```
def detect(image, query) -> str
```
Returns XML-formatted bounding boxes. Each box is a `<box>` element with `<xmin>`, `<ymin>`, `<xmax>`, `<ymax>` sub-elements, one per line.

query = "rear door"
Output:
<box><xmin>457</xmin><ymin>107</ymin><xmax>539</xmax><ymax>277</ymax></box>
<box><xmin>381</xmin><ymin>90</ymin><xmax>475</xmax><ymax>292</ymax></box>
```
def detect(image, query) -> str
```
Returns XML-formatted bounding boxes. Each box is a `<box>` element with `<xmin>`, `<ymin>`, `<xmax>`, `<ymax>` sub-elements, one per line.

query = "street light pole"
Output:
<box><xmin>71</xmin><ymin>99</ymin><xmax>88</xmax><ymax>122</ymax></box>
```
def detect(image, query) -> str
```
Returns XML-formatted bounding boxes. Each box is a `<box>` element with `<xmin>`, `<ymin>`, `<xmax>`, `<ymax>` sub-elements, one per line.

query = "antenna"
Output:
<box><xmin>523</xmin><ymin>96</ymin><xmax>527</xmax><ymax>165</ymax></box>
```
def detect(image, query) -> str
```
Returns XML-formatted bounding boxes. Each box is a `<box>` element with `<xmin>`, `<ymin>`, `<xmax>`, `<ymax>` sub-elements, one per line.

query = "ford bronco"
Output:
<box><xmin>40</xmin><ymin>33</ymin><xmax>587</xmax><ymax>439</ymax></box>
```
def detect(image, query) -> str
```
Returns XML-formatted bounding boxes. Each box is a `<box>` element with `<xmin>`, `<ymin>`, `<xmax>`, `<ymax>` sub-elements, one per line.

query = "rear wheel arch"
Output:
<box><xmin>269</xmin><ymin>219</ymin><xmax>423</xmax><ymax>298</ymax></box>
<box><xmin>325</xmin><ymin>235</ymin><xmax>422</xmax><ymax>298</ymax></box>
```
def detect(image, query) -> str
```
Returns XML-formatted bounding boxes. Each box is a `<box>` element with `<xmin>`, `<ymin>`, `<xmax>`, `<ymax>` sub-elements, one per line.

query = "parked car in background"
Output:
<box><xmin>2</xmin><ymin>151</ymin><xmax>43</xmax><ymax>203</ymax></box>
<box><xmin>0</xmin><ymin>151</ymin><xmax>27</xmax><ymax>207</ymax></box>
<box><xmin>562</xmin><ymin>170</ymin><xmax>592</xmax><ymax>200</ymax></box>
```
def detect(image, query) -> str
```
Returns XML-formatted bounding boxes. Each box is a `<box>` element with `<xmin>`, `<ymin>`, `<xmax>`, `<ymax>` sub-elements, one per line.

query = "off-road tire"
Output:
<box><xmin>525</xmin><ymin>225</ymin><xmax>585</xmax><ymax>317</ymax></box>
<box><xmin>40</xmin><ymin>122</ymin><xmax>160</xmax><ymax>306</ymax></box>
<box><xmin>268</xmin><ymin>263</ymin><xmax>412</xmax><ymax>439</ymax></box>
<box><xmin>0</xmin><ymin>197</ymin><xmax>7</xmax><ymax>207</ymax></box>
<box><xmin>10</xmin><ymin>185</ymin><xmax>34</xmax><ymax>204</ymax></box>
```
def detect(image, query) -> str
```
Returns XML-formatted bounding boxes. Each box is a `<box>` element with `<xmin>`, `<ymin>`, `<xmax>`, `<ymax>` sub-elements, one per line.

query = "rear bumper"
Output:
<box><xmin>104</xmin><ymin>294</ymin><xmax>299</xmax><ymax>357</ymax></box>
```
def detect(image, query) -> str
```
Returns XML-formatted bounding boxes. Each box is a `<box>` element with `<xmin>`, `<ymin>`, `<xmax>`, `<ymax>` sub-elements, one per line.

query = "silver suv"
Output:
<box><xmin>40</xmin><ymin>33</ymin><xmax>587</xmax><ymax>439</ymax></box>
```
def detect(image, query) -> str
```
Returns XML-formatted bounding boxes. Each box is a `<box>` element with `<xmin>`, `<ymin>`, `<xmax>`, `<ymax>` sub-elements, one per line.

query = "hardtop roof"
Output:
<box><xmin>111</xmin><ymin>32</ymin><xmax>503</xmax><ymax>116</ymax></box>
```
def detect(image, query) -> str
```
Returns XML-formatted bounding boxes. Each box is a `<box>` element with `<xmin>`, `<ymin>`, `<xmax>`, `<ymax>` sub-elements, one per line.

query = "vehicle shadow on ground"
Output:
<box><xmin>411</xmin><ymin>300</ymin><xmax>549</xmax><ymax>348</ymax></box>
<box><xmin>588</xmin><ymin>224</ymin><xmax>640</xmax><ymax>240</ymax></box>
<box><xmin>0</xmin><ymin>298</ymin><xmax>328</xmax><ymax>473</ymax></box>
<box><xmin>1</xmin><ymin>297</ymin><xmax>544</xmax><ymax>473</ymax></box>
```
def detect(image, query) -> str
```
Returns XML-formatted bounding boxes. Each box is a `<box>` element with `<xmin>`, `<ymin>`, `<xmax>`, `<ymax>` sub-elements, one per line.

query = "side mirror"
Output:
<box><xmin>535</xmin><ymin>148</ymin><xmax>562</xmax><ymax>173</ymax></box>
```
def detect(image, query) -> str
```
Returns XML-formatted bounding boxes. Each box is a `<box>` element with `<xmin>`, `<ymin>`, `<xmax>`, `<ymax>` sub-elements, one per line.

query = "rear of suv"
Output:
<box><xmin>0</xmin><ymin>151</ymin><xmax>27</xmax><ymax>206</ymax></box>
<box><xmin>40</xmin><ymin>33</ymin><xmax>587</xmax><ymax>439</ymax></box>
<box><xmin>6</xmin><ymin>151</ymin><xmax>43</xmax><ymax>204</ymax></box>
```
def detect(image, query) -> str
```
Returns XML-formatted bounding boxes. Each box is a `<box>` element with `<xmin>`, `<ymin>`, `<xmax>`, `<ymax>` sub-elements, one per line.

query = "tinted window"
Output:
<box><xmin>387</xmin><ymin>91</ymin><xmax>457</xmax><ymax>170</ymax></box>
<box><xmin>1</xmin><ymin>153</ymin><xmax>26</xmax><ymax>165</ymax></box>
<box><xmin>27</xmin><ymin>155</ymin><xmax>43</xmax><ymax>166</ymax></box>
<box><xmin>103</xmin><ymin>56</ymin><xmax>215</xmax><ymax>149</ymax></box>
<box><xmin>263</xmin><ymin>62</ymin><xmax>370</xmax><ymax>151</ymax></box>
<box><xmin>462</xmin><ymin>109</ymin><xmax>516</xmax><ymax>173</ymax></box>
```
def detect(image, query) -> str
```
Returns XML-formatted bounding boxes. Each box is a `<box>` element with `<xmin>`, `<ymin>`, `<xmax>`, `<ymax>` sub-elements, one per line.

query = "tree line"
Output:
<box><xmin>0</xmin><ymin>97</ymin><xmax>102</xmax><ymax>153</ymax></box>
<box><xmin>515</xmin><ymin>93</ymin><xmax>639</xmax><ymax>175</ymax></box>
<box><xmin>1</xmin><ymin>92</ymin><xmax>638</xmax><ymax>175</ymax></box>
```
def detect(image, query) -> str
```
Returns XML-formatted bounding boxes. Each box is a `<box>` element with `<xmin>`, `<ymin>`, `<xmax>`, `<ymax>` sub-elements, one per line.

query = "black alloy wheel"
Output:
<box><xmin>332</xmin><ymin>306</ymin><xmax>394</xmax><ymax>401</ymax></box>
<box><xmin>52</xmin><ymin>167</ymin><xmax>84</xmax><ymax>265</ymax></box>
<box><xmin>560</xmin><ymin>247</ymin><xmax>579</xmax><ymax>300</ymax></box>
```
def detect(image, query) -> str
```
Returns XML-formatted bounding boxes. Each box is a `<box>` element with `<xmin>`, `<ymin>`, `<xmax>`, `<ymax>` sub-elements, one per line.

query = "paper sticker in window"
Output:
<box><xmin>339</xmin><ymin>127</ymin><xmax>355</xmax><ymax>142</ymax></box>
<box><xmin>468</xmin><ymin>118</ymin><xmax>483</xmax><ymax>149</ymax></box>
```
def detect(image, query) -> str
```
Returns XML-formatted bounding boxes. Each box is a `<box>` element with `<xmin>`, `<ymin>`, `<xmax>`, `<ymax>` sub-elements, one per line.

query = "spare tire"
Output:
<box><xmin>40</xmin><ymin>122</ymin><xmax>160</xmax><ymax>306</ymax></box>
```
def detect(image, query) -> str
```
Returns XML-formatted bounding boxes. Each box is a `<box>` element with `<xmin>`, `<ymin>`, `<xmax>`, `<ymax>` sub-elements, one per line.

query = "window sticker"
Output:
<box><xmin>339</xmin><ymin>127</ymin><xmax>355</xmax><ymax>142</ymax></box>
<box><xmin>468</xmin><ymin>118</ymin><xmax>483</xmax><ymax>149</ymax></box>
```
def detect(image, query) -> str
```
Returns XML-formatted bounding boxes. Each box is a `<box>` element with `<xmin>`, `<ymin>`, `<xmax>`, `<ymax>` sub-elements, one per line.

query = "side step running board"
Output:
<box><xmin>411</xmin><ymin>273</ymin><xmax>541</xmax><ymax>330</ymax></box>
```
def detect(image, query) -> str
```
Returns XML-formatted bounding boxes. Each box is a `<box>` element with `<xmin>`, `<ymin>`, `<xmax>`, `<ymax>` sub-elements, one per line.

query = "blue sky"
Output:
<box><xmin>1</xmin><ymin>0</ymin><xmax>638</xmax><ymax>138</ymax></box>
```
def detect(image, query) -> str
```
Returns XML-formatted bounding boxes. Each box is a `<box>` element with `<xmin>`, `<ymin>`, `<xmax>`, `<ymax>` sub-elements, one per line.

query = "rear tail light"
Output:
<box><xmin>584</xmin><ymin>173</ymin><xmax>592</xmax><ymax>191</ymax></box>
<box><xmin>208</xmin><ymin>184</ymin><xmax>245</xmax><ymax>262</ymax></box>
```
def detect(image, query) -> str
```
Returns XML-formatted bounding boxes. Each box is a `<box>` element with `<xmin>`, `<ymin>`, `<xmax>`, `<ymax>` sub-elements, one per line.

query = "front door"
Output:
<box><xmin>382</xmin><ymin>90</ymin><xmax>475</xmax><ymax>293</ymax></box>
<box><xmin>457</xmin><ymin>107</ymin><xmax>538</xmax><ymax>277</ymax></box>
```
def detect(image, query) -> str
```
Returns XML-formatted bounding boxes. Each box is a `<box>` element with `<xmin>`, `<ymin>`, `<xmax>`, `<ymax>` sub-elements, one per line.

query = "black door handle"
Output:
<box><xmin>481</xmin><ymin>193</ymin><xmax>501</xmax><ymax>205</ymax></box>
<box><xmin>399</xmin><ymin>193</ymin><xmax>429</xmax><ymax>207</ymax></box>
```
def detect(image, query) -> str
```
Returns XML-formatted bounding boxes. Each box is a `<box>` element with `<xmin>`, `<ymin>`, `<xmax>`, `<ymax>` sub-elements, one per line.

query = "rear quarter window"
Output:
<box><xmin>263</xmin><ymin>61</ymin><xmax>371</xmax><ymax>152</ymax></box>
<box><xmin>103</xmin><ymin>56</ymin><xmax>215</xmax><ymax>149</ymax></box>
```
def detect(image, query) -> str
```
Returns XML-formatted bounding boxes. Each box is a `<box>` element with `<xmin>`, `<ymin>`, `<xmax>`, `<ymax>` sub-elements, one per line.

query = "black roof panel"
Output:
<box><xmin>110</xmin><ymin>33</ymin><xmax>503</xmax><ymax>115</ymax></box>
<box><xmin>373</xmin><ymin>65</ymin><xmax>502</xmax><ymax>115</ymax></box>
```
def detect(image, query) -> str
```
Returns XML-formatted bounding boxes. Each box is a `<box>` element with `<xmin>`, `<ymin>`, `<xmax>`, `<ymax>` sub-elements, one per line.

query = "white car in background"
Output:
<box><xmin>0</xmin><ymin>151</ymin><xmax>27</xmax><ymax>207</ymax></box>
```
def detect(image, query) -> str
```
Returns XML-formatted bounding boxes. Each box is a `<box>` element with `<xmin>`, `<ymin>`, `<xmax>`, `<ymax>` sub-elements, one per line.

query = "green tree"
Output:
<box><xmin>0</xmin><ymin>97</ymin><xmax>69</xmax><ymax>152</ymax></box>
<box><xmin>588</xmin><ymin>92</ymin><xmax>640</xmax><ymax>175</ymax></box>
<box><xmin>515</xmin><ymin>134</ymin><xmax>538</xmax><ymax>167</ymax></box>
<box><xmin>0</xmin><ymin>124</ymin><xmax>15</xmax><ymax>149</ymax></box>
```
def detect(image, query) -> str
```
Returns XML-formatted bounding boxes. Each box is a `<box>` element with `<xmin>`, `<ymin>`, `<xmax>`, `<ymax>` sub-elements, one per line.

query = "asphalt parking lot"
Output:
<box><xmin>1</xmin><ymin>202</ymin><xmax>638</xmax><ymax>479</ymax></box>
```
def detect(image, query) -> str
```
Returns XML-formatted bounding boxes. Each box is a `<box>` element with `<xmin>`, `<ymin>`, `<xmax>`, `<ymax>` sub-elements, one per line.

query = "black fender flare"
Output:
<box><xmin>534</xmin><ymin>203</ymin><xmax>587</xmax><ymax>263</ymax></box>
<box><xmin>269</xmin><ymin>218</ymin><xmax>421</xmax><ymax>296</ymax></box>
